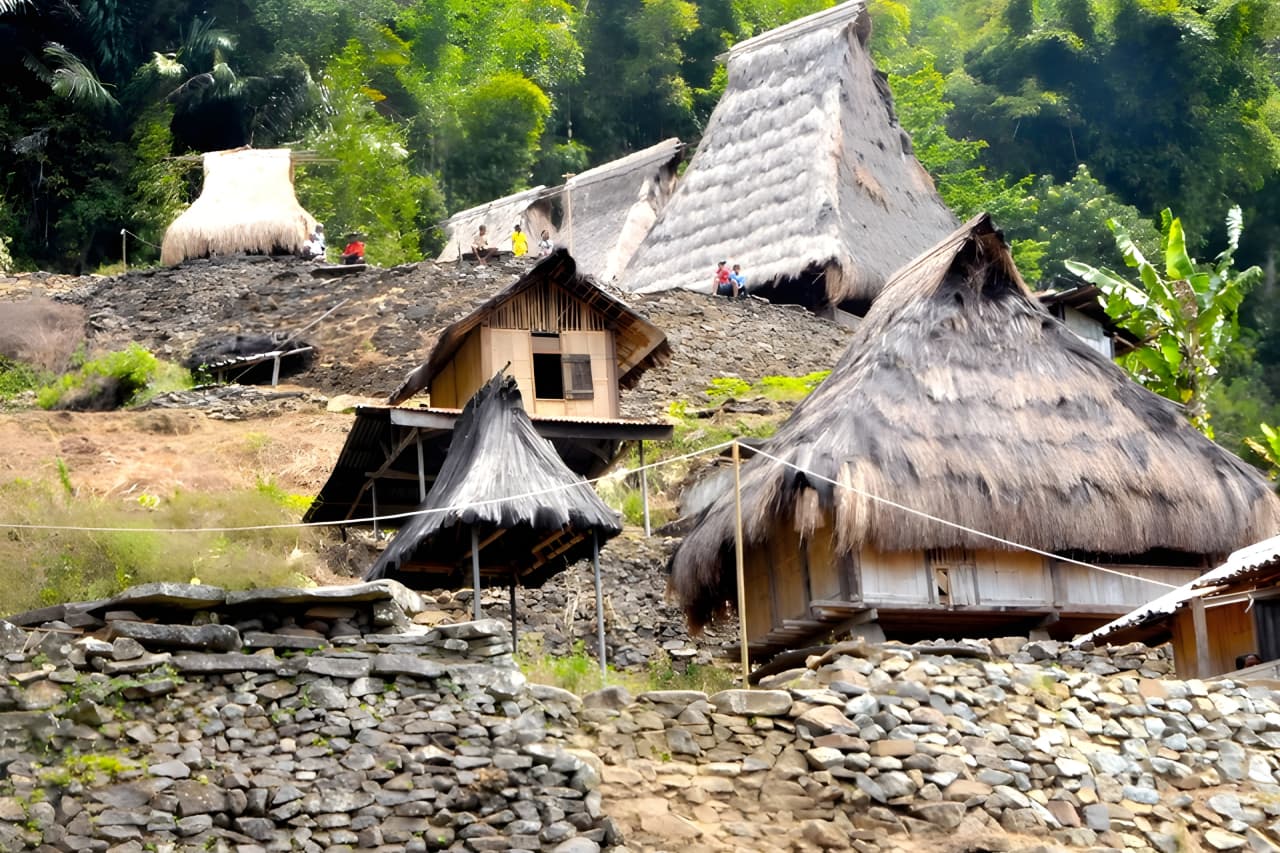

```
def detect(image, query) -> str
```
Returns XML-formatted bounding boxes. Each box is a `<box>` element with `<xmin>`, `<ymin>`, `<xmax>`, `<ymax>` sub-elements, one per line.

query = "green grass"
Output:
<box><xmin>0</xmin><ymin>357</ymin><xmax>49</xmax><ymax>401</ymax></box>
<box><xmin>517</xmin><ymin>637</ymin><xmax>740</xmax><ymax>695</ymax></box>
<box><xmin>0</xmin><ymin>473</ymin><xmax>322</xmax><ymax>615</ymax></box>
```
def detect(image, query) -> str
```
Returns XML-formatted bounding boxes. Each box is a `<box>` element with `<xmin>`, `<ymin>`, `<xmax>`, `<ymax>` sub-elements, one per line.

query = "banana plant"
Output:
<box><xmin>1246</xmin><ymin>424</ymin><xmax>1280</xmax><ymax>486</ymax></box>
<box><xmin>1065</xmin><ymin>206</ymin><xmax>1262</xmax><ymax>438</ymax></box>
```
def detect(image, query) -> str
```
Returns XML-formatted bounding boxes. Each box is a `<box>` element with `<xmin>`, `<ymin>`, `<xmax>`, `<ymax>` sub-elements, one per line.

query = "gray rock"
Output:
<box><xmin>108</xmin><ymin>621</ymin><xmax>241</xmax><ymax>652</ymax></box>
<box><xmin>709</xmin><ymin>689</ymin><xmax>792</xmax><ymax>717</ymax></box>
<box><xmin>304</xmin><ymin>654</ymin><xmax>372</xmax><ymax>679</ymax></box>
<box><xmin>110</xmin><ymin>637</ymin><xmax>145</xmax><ymax>661</ymax></box>
<box><xmin>582</xmin><ymin>686</ymin><xmax>631</xmax><ymax>711</ymax></box>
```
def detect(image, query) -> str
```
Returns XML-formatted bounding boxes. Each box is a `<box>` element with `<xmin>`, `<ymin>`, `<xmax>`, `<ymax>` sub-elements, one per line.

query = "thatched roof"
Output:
<box><xmin>562</xmin><ymin>138</ymin><xmax>684</xmax><ymax>282</ymax></box>
<box><xmin>367</xmin><ymin>372</ymin><xmax>622</xmax><ymax>588</ymax></box>
<box><xmin>389</xmin><ymin>249</ymin><xmax>670</xmax><ymax>405</ymax></box>
<box><xmin>435</xmin><ymin>139</ymin><xmax>684</xmax><ymax>281</ymax></box>
<box><xmin>160</xmin><ymin>148</ymin><xmax>316</xmax><ymax>266</ymax></box>
<box><xmin>436</xmin><ymin>186</ymin><xmax>558</xmax><ymax>262</ymax></box>
<box><xmin>618</xmin><ymin>1</ymin><xmax>957</xmax><ymax>307</ymax></box>
<box><xmin>668</xmin><ymin>214</ymin><xmax>1280</xmax><ymax>630</ymax></box>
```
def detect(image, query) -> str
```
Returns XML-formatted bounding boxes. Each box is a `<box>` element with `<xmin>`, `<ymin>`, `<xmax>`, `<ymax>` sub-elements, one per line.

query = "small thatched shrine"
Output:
<box><xmin>618</xmin><ymin>1</ymin><xmax>957</xmax><ymax>314</ymax></box>
<box><xmin>668</xmin><ymin>214</ymin><xmax>1280</xmax><ymax>660</ymax></box>
<box><xmin>161</xmin><ymin>148</ymin><xmax>316</xmax><ymax>266</ymax></box>
<box><xmin>367</xmin><ymin>372</ymin><xmax>622</xmax><ymax>622</ymax></box>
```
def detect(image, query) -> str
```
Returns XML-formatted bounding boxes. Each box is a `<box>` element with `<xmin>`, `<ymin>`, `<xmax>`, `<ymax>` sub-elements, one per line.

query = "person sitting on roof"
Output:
<box><xmin>715</xmin><ymin>260</ymin><xmax>733</xmax><ymax>296</ymax></box>
<box><xmin>342</xmin><ymin>235</ymin><xmax>365</xmax><ymax>265</ymax></box>
<box><xmin>302</xmin><ymin>224</ymin><xmax>326</xmax><ymax>262</ymax></box>
<box><xmin>730</xmin><ymin>264</ymin><xmax>747</xmax><ymax>298</ymax></box>
<box><xmin>537</xmin><ymin>229</ymin><xmax>554</xmax><ymax>257</ymax></box>
<box><xmin>511</xmin><ymin>224</ymin><xmax>528</xmax><ymax>257</ymax></box>
<box><xmin>472</xmin><ymin>225</ymin><xmax>498</xmax><ymax>265</ymax></box>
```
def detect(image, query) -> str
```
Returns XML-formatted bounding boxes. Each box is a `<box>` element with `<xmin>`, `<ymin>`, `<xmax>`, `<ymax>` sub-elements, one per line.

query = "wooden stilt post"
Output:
<box><xmin>471</xmin><ymin>528</ymin><xmax>482</xmax><ymax>621</ymax></box>
<box><xmin>416</xmin><ymin>433</ymin><xmax>427</xmax><ymax>503</ymax></box>
<box><xmin>593</xmin><ymin>529</ymin><xmax>606</xmax><ymax>677</ymax></box>
<box><xmin>733</xmin><ymin>440</ymin><xmax>750</xmax><ymax>686</ymax></box>
<box><xmin>639</xmin><ymin>441</ymin><xmax>651</xmax><ymax>538</ymax></box>
<box><xmin>120</xmin><ymin>228</ymin><xmax>127</xmax><ymax>272</ymax></box>
<box><xmin>1191</xmin><ymin>596</ymin><xmax>1211</xmax><ymax>678</ymax></box>
<box><xmin>371</xmin><ymin>481</ymin><xmax>380</xmax><ymax>541</ymax></box>
<box><xmin>271</xmin><ymin>354</ymin><xmax>281</xmax><ymax>388</ymax></box>
<box><xmin>509</xmin><ymin>575</ymin><xmax>518</xmax><ymax>648</ymax></box>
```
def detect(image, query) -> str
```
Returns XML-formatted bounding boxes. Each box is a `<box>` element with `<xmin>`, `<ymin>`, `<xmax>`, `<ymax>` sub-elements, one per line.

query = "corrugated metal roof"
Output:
<box><xmin>1192</xmin><ymin>532</ymin><xmax>1280</xmax><ymax>589</ymax></box>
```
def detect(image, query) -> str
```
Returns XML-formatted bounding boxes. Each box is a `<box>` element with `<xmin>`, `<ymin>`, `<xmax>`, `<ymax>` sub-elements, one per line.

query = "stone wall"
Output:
<box><xmin>10</xmin><ymin>582</ymin><xmax>1280</xmax><ymax>853</ymax></box>
<box><xmin>0</xmin><ymin>582</ymin><xmax>612</xmax><ymax>853</ymax></box>
<box><xmin>575</xmin><ymin>638</ymin><xmax>1280</xmax><ymax>853</ymax></box>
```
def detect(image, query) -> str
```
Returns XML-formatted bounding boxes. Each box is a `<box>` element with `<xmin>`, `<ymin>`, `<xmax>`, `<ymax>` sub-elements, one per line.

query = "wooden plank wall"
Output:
<box><xmin>744</xmin><ymin>548</ymin><xmax>777</xmax><ymax>640</ymax></box>
<box><xmin>1170</xmin><ymin>601</ymin><xmax>1256</xmax><ymax>677</ymax></box>
<box><xmin>973</xmin><ymin>550</ymin><xmax>1051</xmax><ymax>606</ymax></box>
<box><xmin>489</xmin><ymin>283</ymin><xmax>607</xmax><ymax>333</ymax></box>
<box><xmin>860</xmin><ymin>548</ymin><xmax>930</xmax><ymax>605</ymax></box>
<box><xmin>1054</xmin><ymin>564</ymin><xmax>1200</xmax><ymax>613</ymax></box>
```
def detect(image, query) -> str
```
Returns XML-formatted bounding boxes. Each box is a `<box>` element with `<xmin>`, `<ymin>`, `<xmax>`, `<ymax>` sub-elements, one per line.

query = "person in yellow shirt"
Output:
<box><xmin>511</xmin><ymin>224</ymin><xmax>529</xmax><ymax>257</ymax></box>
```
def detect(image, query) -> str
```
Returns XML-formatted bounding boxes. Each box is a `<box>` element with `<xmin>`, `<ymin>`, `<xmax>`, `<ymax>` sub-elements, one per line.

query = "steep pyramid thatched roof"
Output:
<box><xmin>618</xmin><ymin>1</ymin><xmax>957</xmax><ymax>308</ymax></box>
<box><xmin>367</xmin><ymin>372</ymin><xmax>622</xmax><ymax>588</ymax></box>
<box><xmin>669</xmin><ymin>214</ymin><xmax>1280</xmax><ymax>630</ymax></box>
<box><xmin>161</xmin><ymin>148</ymin><xmax>316</xmax><ymax>266</ymax></box>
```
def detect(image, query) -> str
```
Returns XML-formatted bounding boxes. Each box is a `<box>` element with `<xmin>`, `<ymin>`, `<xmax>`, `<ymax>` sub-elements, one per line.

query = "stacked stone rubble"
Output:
<box><xmin>0</xmin><ymin>585</ymin><xmax>613</xmax><ymax>853</ymax></box>
<box><xmin>579</xmin><ymin>639</ymin><xmax>1280</xmax><ymax>853</ymax></box>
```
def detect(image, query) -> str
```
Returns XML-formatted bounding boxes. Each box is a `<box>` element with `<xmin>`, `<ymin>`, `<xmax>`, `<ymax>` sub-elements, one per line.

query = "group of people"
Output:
<box><xmin>471</xmin><ymin>224</ymin><xmax>554</xmax><ymax>265</ymax></box>
<box><xmin>300</xmin><ymin>224</ymin><xmax>365</xmax><ymax>265</ymax></box>
<box><xmin>714</xmin><ymin>260</ymin><xmax>747</xmax><ymax>298</ymax></box>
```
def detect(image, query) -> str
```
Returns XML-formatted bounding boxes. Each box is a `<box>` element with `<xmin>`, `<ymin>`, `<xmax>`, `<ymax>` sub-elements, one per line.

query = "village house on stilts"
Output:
<box><xmin>160</xmin><ymin>148</ymin><xmax>317</xmax><ymax>266</ymax></box>
<box><xmin>668</xmin><ymin>215</ymin><xmax>1280</xmax><ymax>664</ymax></box>
<box><xmin>367</xmin><ymin>372</ymin><xmax>622</xmax><ymax>653</ymax></box>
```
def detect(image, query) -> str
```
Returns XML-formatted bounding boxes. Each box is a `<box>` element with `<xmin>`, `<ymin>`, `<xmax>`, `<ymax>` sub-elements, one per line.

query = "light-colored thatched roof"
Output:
<box><xmin>367</xmin><ymin>372</ymin><xmax>622</xmax><ymax>588</ymax></box>
<box><xmin>618</xmin><ymin>1</ymin><xmax>957</xmax><ymax>307</ymax></box>
<box><xmin>160</xmin><ymin>148</ymin><xmax>316</xmax><ymax>266</ymax></box>
<box><xmin>436</xmin><ymin>186</ymin><xmax>558</xmax><ymax>262</ymax></box>
<box><xmin>562</xmin><ymin>139</ymin><xmax>684</xmax><ymax>282</ymax></box>
<box><xmin>388</xmin><ymin>249</ymin><xmax>670</xmax><ymax>405</ymax></box>
<box><xmin>435</xmin><ymin>139</ymin><xmax>684</xmax><ymax>281</ymax></box>
<box><xmin>668</xmin><ymin>214</ymin><xmax>1280</xmax><ymax>630</ymax></box>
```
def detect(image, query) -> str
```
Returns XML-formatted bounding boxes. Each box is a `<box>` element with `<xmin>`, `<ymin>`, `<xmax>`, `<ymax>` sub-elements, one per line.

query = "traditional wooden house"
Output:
<box><xmin>1037</xmin><ymin>283</ymin><xmax>1138</xmax><ymax>359</ymax></box>
<box><xmin>667</xmin><ymin>215</ymin><xmax>1280</xmax><ymax>661</ymax></box>
<box><xmin>1079</xmin><ymin>534</ymin><xmax>1280</xmax><ymax>679</ymax></box>
<box><xmin>161</xmin><ymin>148</ymin><xmax>317</xmax><ymax>265</ymax></box>
<box><xmin>367</xmin><ymin>372</ymin><xmax>621</xmax><ymax>620</ymax></box>
<box><xmin>618</xmin><ymin>1</ymin><xmax>957</xmax><ymax>315</ymax></box>
<box><xmin>305</xmin><ymin>250</ymin><xmax>672</xmax><ymax>528</ymax></box>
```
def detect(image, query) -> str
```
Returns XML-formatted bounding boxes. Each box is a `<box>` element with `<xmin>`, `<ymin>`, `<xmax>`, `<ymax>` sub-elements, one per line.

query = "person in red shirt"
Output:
<box><xmin>714</xmin><ymin>260</ymin><xmax>732</xmax><ymax>296</ymax></box>
<box><xmin>342</xmin><ymin>236</ymin><xmax>365</xmax><ymax>265</ymax></box>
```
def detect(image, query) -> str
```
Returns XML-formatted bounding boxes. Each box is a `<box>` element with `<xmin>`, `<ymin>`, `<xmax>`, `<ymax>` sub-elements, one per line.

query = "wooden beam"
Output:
<box><xmin>1190</xmin><ymin>596</ymin><xmax>1212</xmax><ymax>679</ymax></box>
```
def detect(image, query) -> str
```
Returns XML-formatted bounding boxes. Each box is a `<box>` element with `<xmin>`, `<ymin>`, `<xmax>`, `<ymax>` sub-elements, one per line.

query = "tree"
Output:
<box><xmin>1065</xmin><ymin>206</ymin><xmax>1263</xmax><ymax>437</ymax></box>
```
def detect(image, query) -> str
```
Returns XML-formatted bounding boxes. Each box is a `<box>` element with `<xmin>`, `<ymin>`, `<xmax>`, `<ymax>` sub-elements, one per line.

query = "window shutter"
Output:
<box><xmin>563</xmin><ymin>355</ymin><xmax>594</xmax><ymax>400</ymax></box>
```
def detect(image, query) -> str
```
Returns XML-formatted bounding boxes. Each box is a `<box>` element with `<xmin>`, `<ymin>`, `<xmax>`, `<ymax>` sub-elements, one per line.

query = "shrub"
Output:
<box><xmin>36</xmin><ymin>344</ymin><xmax>191</xmax><ymax>410</ymax></box>
<box><xmin>0</xmin><ymin>357</ymin><xmax>47</xmax><ymax>400</ymax></box>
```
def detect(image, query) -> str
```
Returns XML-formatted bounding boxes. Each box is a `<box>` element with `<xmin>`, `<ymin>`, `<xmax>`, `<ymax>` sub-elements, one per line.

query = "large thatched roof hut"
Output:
<box><xmin>618</xmin><ymin>2</ymin><xmax>957</xmax><ymax>313</ymax></box>
<box><xmin>561</xmin><ymin>138</ymin><xmax>683</xmax><ymax>282</ymax></box>
<box><xmin>669</xmin><ymin>214</ymin><xmax>1280</xmax><ymax>659</ymax></box>
<box><xmin>161</xmin><ymin>148</ymin><xmax>316</xmax><ymax>266</ymax></box>
<box><xmin>436</xmin><ymin>139</ymin><xmax>684</xmax><ymax>282</ymax></box>
<box><xmin>367</xmin><ymin>372</ymin><xmax>622</xmax><ymax>591</ymax></box>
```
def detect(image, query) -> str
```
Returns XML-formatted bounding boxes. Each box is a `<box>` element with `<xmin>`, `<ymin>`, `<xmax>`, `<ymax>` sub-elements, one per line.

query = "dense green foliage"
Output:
<box><xmin>1067</xmin><ymin>207</ymin><xmax>1262</xmax><ymax>437</ymax></box>
<box><xmin>6</xmin><ymin>0</ymin><xmax>1280</xmax><ymax>461</ymax></box>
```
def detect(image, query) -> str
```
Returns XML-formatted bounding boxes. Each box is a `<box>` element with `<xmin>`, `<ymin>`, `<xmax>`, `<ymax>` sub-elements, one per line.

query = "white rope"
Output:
<box><xmin>0</xmin><ymin>440</ymin><xmax>735</xmax><ymax>534</ymax></box>
<box><xmin>121</xmin><ymin>229</ymin><xmax>162</xmax><ymax>250</ymax></box>
<box><xmin>749</xmin><ymin>447</ymin><xmax>1181</xmax><ymax>591</ymax></box>
<box><xmin>0</xmin><ymin>432</ymin><xmax>1186</xmax><ymax>590</ymax></box>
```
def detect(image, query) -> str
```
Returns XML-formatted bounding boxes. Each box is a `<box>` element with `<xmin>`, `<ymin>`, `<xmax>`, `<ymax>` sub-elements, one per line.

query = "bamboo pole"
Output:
<box><xmin>593</xmin><ymin>529</ymin><xmax>606</xmax><ymax>677</ymax></box>
<box><xmin>639</xmin><ymin>441</ymin><xmax>651</xmax><ymax>537</ymax></box>
<box><xmin>471</xmin><ymin>528</ymin><xmax>482</xmax><ymax>621</ymax></box>
<box><xmin>120</xmin><ymin>228</ymin><xmax>127</xmax><ymax>272</ymax></box>
<box><xmin>733</xmin><ymin>440</ymin><xmax>749</xmax><ymax>686</ymax></box>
